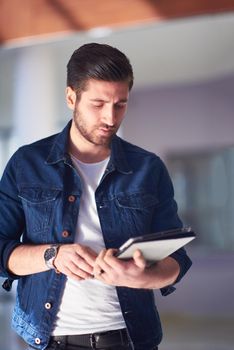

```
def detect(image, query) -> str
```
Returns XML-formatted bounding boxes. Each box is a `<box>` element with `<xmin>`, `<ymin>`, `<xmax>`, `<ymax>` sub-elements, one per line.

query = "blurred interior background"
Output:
<box><xmin>0</xmin><ymin>1</ymin><xmax>234</xmax><ymax>349</ymax></box>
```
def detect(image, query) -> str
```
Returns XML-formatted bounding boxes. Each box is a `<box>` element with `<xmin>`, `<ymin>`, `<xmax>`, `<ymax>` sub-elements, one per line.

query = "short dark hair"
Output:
<box><xmin>67</xmin><ymin>43</ymin><xmax>134</xmax><ymax>94</ymax></box>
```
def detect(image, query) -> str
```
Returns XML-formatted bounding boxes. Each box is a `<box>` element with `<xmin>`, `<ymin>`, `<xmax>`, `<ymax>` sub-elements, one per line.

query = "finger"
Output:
<box><xmin>62</xmin><ymin>265</ymin><xmax>86</xmax><ymax>281</ymax></box>
<box><xmin>55</xmin><ymin>261</ymin><xmax>93</xmax><ymax>280</ymax></box>
<box><xmin>133</xmin><ymin>249</ymin><xmax>147</xmax><ymax>269</ymax></box>
<box><xmin>103</xmin><ymin>249</ymin><xmax>125</xmax><ymax>271</ymax></box>
<box><xmin>72</xmin><ymin>253</ymin><xmax>94</xmax><ymax>274</ymax></box>
<box><xmin>93</xmin><ymin>249</ymin><xmax>107</xmax><ymax>276</ymax></box>
<box><xmin>93</xmin><ymin>249</ymin><xmax>117</xmax><ymax>277</ymax></box>
<box><xmin>105</xmin><ymin>248</ymin><xmax>118</xmax><ymax>257</ymax></box>
<box><xmin>55</xmin><ymin>244</ymin><xmax>96</xmax><ymax>270</ymax></box>
<box><xmin>75</xmin><ymin>245</ymin><xmax>97</xmax><ymax>267</ymax></box>
<box><xmin>69</xmin><ymin>263</ymin><xmax>93</xmax><ymax>279</ymax></box>
<box><xmin>94</xmin><ymin>249</ymin><xmax>123</xmax><ymax>278</ymax></box>
<box><xmin>55</xmin><ymin>252</ymin><xmax>94</xmax><ymax>278</ymax></box>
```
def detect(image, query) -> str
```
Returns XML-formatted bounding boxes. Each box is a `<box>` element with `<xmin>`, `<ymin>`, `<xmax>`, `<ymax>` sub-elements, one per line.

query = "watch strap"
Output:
<box><xmin>44</xmin><ymin>244</ymin><xmax>60</xmax><ymax>270</ymax></box>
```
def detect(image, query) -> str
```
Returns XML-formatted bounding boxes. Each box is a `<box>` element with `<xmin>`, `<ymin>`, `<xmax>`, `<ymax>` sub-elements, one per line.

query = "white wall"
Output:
<box><xmin>123</xmin><ymin>75</ymin><xmax>234</xmax><ymax>160</ymax></box>
<box><xmin>121</xmin><ymin>75</ymin><xmax>234</xmax><ymax>318</ymax></box>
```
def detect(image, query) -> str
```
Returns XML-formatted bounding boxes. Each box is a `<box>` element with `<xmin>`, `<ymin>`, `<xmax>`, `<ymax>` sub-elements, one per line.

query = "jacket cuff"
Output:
<box><xmin>160</xmin><ymin>248</ymin><xmax>192</xmax><ymax>297</ymax></box>
<box><xmin>170</xmin><ymin>249</ymin><xmax>192</xmax><ymax>284</ymax></box>
<box><xmin>0</xmin><ymin>240</ymin><xmax>22</xmax><ymax>279</ymax></box>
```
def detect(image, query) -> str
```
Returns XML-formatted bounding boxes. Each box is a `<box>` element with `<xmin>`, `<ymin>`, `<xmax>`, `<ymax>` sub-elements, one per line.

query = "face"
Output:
<box><xmin>66</xmin><ymin>79</ymin><xmax>129</xmax><ymax>148</ymax></box>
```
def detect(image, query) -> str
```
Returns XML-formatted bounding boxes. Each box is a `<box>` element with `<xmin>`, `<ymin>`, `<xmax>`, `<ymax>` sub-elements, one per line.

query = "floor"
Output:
<box><xmin>1</xmin><ymin>310</ymin><xmax>233</xmax><ymax>350</ymax></box>
<box><xmin>1</xmin><ymin>272</ymin><xmax>233</xmax><ymax>350</ymax></box>
<box><xmin>160</xmin><ymin>314</ymin><xmax>234</xmax><ymax>350</ymax></box>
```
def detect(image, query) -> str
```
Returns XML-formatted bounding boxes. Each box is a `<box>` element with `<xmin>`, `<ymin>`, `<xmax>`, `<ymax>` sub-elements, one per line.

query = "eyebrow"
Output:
<box><xmin>89</xmin><ymin>98</ymin><xmax>128</xmax><ymax>103</ymax></box>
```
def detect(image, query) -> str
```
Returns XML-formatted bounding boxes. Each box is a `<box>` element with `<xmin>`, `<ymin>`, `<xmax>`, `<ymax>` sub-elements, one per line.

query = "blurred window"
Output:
<box><xmin>167</xmin><ymin>146</ymin><xmax>234</xmax><ymax>251</ymax></box>
<box><xmin>0</xmin><ymin>128</ymin><xmax>13</xmax><ymax>176</ymax></box>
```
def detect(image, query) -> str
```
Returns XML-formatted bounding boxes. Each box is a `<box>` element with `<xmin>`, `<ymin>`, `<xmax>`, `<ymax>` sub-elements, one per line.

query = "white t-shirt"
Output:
<box><xmin>52</xmin><ymin>155</ymin><xmax>126</xmax><ymax>335</ymax></box>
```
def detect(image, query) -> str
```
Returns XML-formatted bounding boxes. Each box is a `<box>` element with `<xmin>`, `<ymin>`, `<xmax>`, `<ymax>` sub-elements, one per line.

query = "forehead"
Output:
<box><xmin>82</xmin><ymin>79</ymin><xmax>129</xmax><ymax>99</ymax></box>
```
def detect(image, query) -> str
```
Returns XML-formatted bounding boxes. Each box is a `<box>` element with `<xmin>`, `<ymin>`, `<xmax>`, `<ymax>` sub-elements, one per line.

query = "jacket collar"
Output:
<box><xmin>45</xmin><ymin>120</ymin><xmax>72</xmax><ymax>165</ymax></box>
<box><xmin>45</xmin><ymin>120</ymin><xmax>132</xmax><ymax>175</ymax></box>
<box><xmin>109</xmin><ymin>135</ymin><xmax>132</xmax><ymax>174</ymax></box>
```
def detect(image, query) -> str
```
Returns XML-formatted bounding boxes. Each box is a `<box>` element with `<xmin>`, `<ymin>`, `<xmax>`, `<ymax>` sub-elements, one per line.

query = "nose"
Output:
<box><xmin>102</xmin><ymin>106</ymin><xmax>116</xmax><ymax>126</ymax></box>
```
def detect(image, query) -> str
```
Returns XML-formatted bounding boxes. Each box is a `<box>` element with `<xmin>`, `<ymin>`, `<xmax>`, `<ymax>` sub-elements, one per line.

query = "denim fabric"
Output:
<box><xmin>28</xmin><ymin>344</ymin><xmax>134</xmax><ymax>350</ymax></box>
<box><xmin>44</xmin><ymin>345</ymin><xmax>134</xmax><ymax>350</ymax></box>
<box><xmin>27</xmin><ymin>340</ymin><xmax>155</xmax><ymax>349</ymax></box>
<box><xmin>0</xmin><ymin>120</ymin><xmax>192</xmax><ymax>350</ymax></box>
<box><xmin>28</xmin><ymin>345</ymin><xmax>155</xmax><ymax>350</ymax></box>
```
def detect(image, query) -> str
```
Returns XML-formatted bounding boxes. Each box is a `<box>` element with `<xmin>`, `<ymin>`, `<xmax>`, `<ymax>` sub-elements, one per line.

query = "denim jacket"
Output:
<box><xmin>0</xmin><ymin>120</ymin><xmax>192</xmax><ymax>350</ymax></box>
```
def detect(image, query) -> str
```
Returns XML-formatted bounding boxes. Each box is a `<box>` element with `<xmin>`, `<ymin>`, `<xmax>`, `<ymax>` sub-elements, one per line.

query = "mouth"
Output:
<box><xmin>98</xmin><ymin>127</ymin><xmax>115</xmax><ymax>135</ymax></box>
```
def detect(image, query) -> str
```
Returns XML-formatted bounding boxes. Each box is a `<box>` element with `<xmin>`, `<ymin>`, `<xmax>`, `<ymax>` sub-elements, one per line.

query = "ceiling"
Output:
<box><xmin>43</xmin><ymin>12</ymin><xmax>234</xmax><ymax>87</ymax></box>
<box><xmin>0</xmin><ymin>2</ymin><xmax>234</xmax><ymax>88</ymax></box>
<box><xmin>1</xmin><ymin>0</ymin><xmax>234</xmax><ymax>44</ymax></box>
<box><xmin>118</xmin><ymin>13</ymin><xmax>234</xmax><ymax>86</ymax></box>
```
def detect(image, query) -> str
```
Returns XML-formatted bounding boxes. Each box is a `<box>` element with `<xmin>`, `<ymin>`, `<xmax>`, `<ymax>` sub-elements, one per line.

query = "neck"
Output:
<box><xmin>69</xmin><ymin>122</ymin><xmax>111</xmax><ymax>163</ymax></box>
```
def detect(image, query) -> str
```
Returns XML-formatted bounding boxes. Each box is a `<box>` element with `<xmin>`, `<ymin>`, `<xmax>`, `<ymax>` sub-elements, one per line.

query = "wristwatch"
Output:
<box><xmin>44</xmin><ymin>244</ymin><xmax>60</xmax><ymax>270</ymax></box>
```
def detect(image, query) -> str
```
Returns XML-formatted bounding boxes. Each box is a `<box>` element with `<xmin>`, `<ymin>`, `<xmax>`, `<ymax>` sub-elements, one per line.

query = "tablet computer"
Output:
<box><xmin>115</xmin><ymin>227</ymin><xmax>195</xmax><ymax>262</ymax></box>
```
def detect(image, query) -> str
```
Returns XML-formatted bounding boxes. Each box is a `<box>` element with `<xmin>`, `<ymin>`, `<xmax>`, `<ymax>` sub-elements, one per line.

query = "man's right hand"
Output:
<box><xmin>54</xmin><ymin>244</ymin><xmax>97</xmax><ymax>281</ymax></box>
<box><xmin>7</xmin><ymin>243</ymin><xmax>97</xmax><ymax>279</ymax></box>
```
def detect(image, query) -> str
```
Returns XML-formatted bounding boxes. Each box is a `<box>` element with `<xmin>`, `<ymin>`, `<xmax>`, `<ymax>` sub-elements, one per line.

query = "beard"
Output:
<box><xmin>73</xmin><ymin>106</ymin><xmax>117</xmax><ymax>147</ymax></box>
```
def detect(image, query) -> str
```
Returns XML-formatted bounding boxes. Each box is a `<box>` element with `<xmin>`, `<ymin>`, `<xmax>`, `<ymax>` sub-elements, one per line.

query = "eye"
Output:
<box><xmin>115</xmin><ymin>103</ymin><xmax>127</xmax><ymax>109</ymax></box>
<box><xmin>91</xmin><ymin>103</ymin><xmax>103</xmax><ymax>108</ymax></box>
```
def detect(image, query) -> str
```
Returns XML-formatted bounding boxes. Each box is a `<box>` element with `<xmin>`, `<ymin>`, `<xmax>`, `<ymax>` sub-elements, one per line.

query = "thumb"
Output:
<box><xmin>133</xmin><ymin>249</ymin><xmax>147</xmax><ymax>269</ymax></box>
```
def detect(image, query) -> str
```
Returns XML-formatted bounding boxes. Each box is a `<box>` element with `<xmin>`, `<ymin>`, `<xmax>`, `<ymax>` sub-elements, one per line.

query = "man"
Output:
<box><xmin>0</xmin><ymin>43</ymin><xmax>192</xmax><ymax>350</ymax></box>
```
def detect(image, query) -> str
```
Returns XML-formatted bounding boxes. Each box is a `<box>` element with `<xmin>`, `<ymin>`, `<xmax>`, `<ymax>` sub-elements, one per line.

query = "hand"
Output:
<box><xmin>93</xmin><ymin>248</ymin><xmax>148</xmax><ymax>288</ymax></box>
<box><xmin>54</xmin><ymin>244</ymin><xmax>98</xmax><ymax>281</ymax></box>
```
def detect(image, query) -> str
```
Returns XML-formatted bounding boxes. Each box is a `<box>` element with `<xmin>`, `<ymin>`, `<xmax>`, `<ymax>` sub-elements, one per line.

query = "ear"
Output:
<box><xmin>66</xmin><ymin>87</ymin><xmax>77</xmax><ymax>110</ymax></box>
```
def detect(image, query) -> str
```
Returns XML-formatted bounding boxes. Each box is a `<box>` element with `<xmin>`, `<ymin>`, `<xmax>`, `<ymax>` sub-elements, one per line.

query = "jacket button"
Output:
<box><xmin>45</xmin><ymin>302</ymin><xmax>52</xmax><ymax>310</ymax></box>
<box><xmin>62</xmin><ymin>230</ymin><xmax>70</xmax><ymax>238</ymax></box>
<box><xmin>68</xmin><ymin>195</ymin><xmax>76</xmax><ymax>202</ymax></box>
<box><xmin>35</xmin><ymin>338</ymin><xmax>41</xmax><ymax>344</ymax></box>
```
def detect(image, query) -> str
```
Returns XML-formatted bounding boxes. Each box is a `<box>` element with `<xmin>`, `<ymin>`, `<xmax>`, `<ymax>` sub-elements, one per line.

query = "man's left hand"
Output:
<box><xmin>93</xmin><ymin>248</ymin><xmax>180</xmax><ymax>289</ymax></box>
<box><xmin>93</xmin><ymin>248</ymin><xmax>149</xmax><ymax>288</ymax></box>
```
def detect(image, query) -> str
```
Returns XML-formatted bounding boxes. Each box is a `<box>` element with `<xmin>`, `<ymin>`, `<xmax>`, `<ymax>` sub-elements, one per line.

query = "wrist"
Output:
<box><xmin>145</xmin><ymin>258</ymin><xmax>180</xmax><ymax>289</ymax></box>
<box><xmin>44</xmin><ymin>244</ymin><xmax>60</xmax><ymax>271</ymax></box>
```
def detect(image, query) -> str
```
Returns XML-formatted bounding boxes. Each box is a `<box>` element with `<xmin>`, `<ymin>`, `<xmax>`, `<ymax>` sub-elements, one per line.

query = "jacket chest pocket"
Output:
<box><xmin>19</xmin><ymin>187</ymin><xmax>60</xmax><ymax>236</ymax></box>
<box><xmin>114</xmin><ymin>192</ymin><xmax>159</xmax><ymax>235</ymax></box>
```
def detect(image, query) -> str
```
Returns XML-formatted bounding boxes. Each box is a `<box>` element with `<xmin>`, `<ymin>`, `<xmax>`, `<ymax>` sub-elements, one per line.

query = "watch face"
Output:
<box><xmin>44</xmin><ymin>247</ymin><xmax>56</xmax><ymax>261</ymax></box>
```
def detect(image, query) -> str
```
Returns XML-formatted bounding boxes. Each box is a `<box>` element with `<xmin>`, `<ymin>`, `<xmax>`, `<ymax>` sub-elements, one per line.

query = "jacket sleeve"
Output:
<box><xmin>0</xmin><ymin>149</ymin><xmax>25</xmax><ymax>280</ymax></box>
<box><xmin>151</xmin><ymin>157</ymin><xmax>192</xmax><ymax>296</ymax></box>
